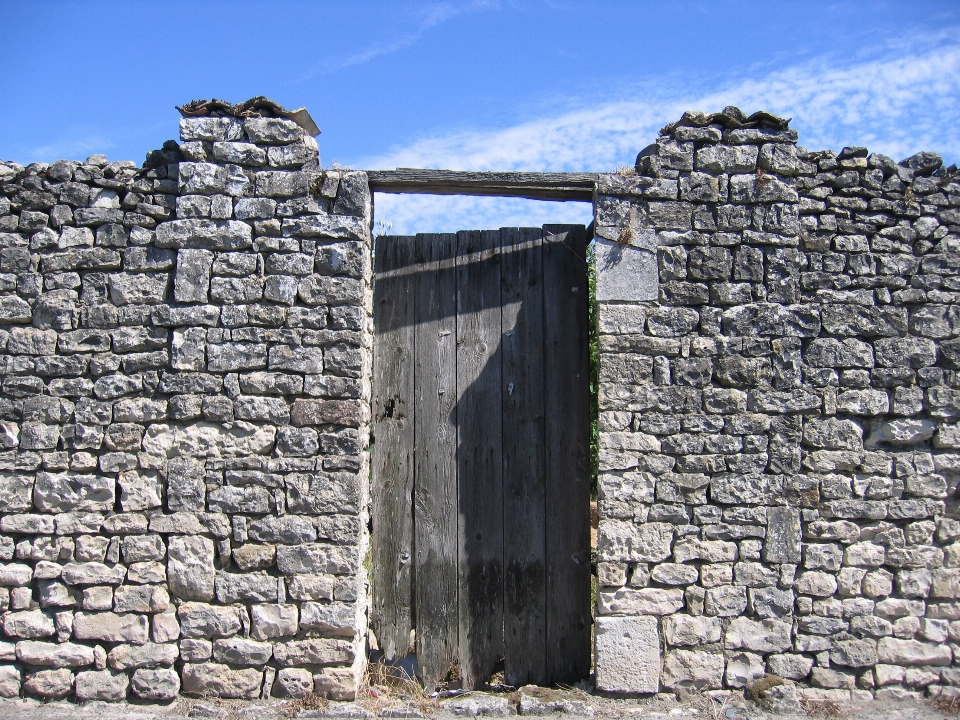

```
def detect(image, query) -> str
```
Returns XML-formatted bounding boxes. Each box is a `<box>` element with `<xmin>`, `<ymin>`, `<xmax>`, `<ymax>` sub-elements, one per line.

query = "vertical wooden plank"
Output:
<box><xmin>500</xmin><ymin>226</ymin><xmax>547</xmax><ymax>687</ymax></box>
<box><xmin>455</xmin><ymin>230</ymin><xmax>504</xmax><ymax>689</ymax></box>
<box><xmin>414</xmin><ymin>232</ymin><xmax>459</xmax><ymax>691</ymax></box>
<box><xmin>371</xmin><ymin>235</ymin><xmax>417</xmax><ymax>663</ymax></box>
<box><xmin>542</xmin><ymin>224</ymin><xmax>591</xmax><ymax>684</ymax></box>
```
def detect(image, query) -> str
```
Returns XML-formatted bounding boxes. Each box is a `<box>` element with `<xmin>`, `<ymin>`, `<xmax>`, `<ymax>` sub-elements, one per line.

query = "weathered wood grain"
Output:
<box><xmin>371</xmin><ymin>234</ymin><xmax>417</xmax><ymax>662</ymax></box>
<box><xmin>455</xmin><ymin>230</ymin><xmax>505</xmax><ymax>689</ymax></box>
<box><xmin>500</xmin><ymin>227</ymin><xmax>548</xmax><ymax>687</ymax></box>
<box><xmin>367</xmin><ymin>169</ymin><xmax>597</xmax><ymax>201</ymax></box>
<box><xmin>374</xmin><ymin>224</ymin><xmax>591</xmax><ymax>689</ymax></box>
<box><xmin>542</xmin><ymin>225</ymin><xmax>591</xmax><ymax>684</ymax></box>
<box><xmin>413</xmin><ymin>233</ymin><xmax>460</xmax><ymax>691</ymax></box>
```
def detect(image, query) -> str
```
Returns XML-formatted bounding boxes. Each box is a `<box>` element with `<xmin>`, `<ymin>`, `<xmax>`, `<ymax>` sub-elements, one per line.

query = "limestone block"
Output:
<box><xmin>313</xmin><ymin>667</ymin><xmax>358</xmax><ymax>700</ymax></box>
<box><xmin>168</xmin><ymin>535</ymin><xmax>215</xmax><ymax>601</ymax></box>
<box><xmin>174</xmin><ymin>248</ymin><xmax>214</xmax><ymax>302</ymax></box>
<box><xmin>16</xmin><ymin>640</ymin><xmax>94</xmax><ymax>667</ymax></box>
<box><xmin>156</xmin><ymin>219</ymin><xmax>252</xmax><ymax>250</ymax></box>
<box><xmin>597</xmin><ymin>520</ymin><xmax>673</xmax><ymax>563</ymax></box>
<box><xmin>182</xmin><ymin>662</ymin><xmax>263</xmax><ymax>699</ymax></box>
<box><xmin>23</xmin><ymin>668</ymin><xmax>74</xmax><ymax>698</ymax></box>
<box><xmin>74</xmin><ymin>669</ymin><xmax>129</xmax><ymax>702</ymax></box>
<box><xmin>831</xmin><ymin>639</ymin><xmax>879</xmax><ymax>667</ymax></box>
<box><xmin>214</xmin><ymin>571</ymin><xmax>278</xmax><ymax>603</ymax></box>
<box><xmin>213</xmin><ymin>637</ymin><xmax>273</xmax><ymax>666</ymax></box>
<box><xmin>661</xmin><ymin>649</ymin><xmax>724</xmax><ymax>691</ymax></box>
<box><xmin>251</xmin><ymin>603</ymin><xmax>299</xmax><ymax>640</ymax></box>
<box><xmin>249</xmin><ymin>515</ymin><xmax>318</xmax><ymax>544</ymax></box>
<box><xmin>877</xmin><ymin>637</ymin><xmax>952</xmax><ymax>665</ymax></box>
<box><xmin>724</xmin><ymin>617</ymin><xmax>792</xmax><ymax>653</ymax></box>
<box><xmin>766</xmin><ymin>653</ymin><xmax>813</xmax><ymax>681</ymax></box>
<box><xmin>180</xmin><ymin>117</ymin><xmax>244</xmax><ymax>142</ymax></box>
<box><xmin>663</xmin><ymin>615</ymin><xmax>721</xmax><ymax>646</ymax></box>
<box><xmin>0</xmin><ymin>473</ymin><xmax>33</xmax><ymax>512</ymax></box>
<box><xmin>108</xmin><ymin>642</ymin><xmax>178</xmax><ymax>670</ymax></box>
<box><xmin>440</xmin><ymin>693</ymin><xmax>511</xmax><ymax>716</ymax></box>
<box><xmin>0</xmin><ymin>665</ymin><xmax>20</xmax><ymax>697</ymax></box>
<box><xmin>598</xmin><ymin>588</ymin><xmax>684</xmax><ymax>616</ymax></box>
<box><xmin>277</xmin><ymin>667</ymin><xmax>314</xmax><ymax>698</ymax></box>
<box><xmin>704</xmin><ymin>586</ymin><xmax>747</xmax><ymax>616</ymax></box>
<box><xmin>725</xmin><ymin>651</ymin><xmax>765</xmax><ymax>688</ymax></box>
<box><xmin>74</xmin><ymin>612</ymin><xmax>149</xmax><ymax>644</ymax></box>
<box><xmin>287</xmin><ymin>574</ymin><xmax>336</xmax><ymax>601</ymax></box>
<box><xmin>300</xmin><ymin>601</ymin><xmax>358</xmax><ymax>636</ymax></box>
<box><xmin>114</xmin><ymin>585</ymin><xmax>169</xmax><ymax>613</ymax></box>
<box><xmin>2</xmin><ymin>610</ymin><xmax>56</xmax><ymax>638</ymax></box>
<box><xmin>180</xmin><ymin>639</ymin><xmax>212</xmax><ymax>662</ymax></box>
<box><xmin>0</xmin><ymin>563</ymin><xmax>33</xmax><ymax>587</ymax></box>
<box><xmin>33</xmin><ymin>472</ymin><xmax>114</xmax><ymax>512</ymax></box>
<box><xmin>273</xmin><ymin>638</ymin><xmax>354</xmax><ymax>667</ymax></box>
<box><xmin>178</xmin><ymin>602</ymin><xmax>243</xmax><ymax>639</ymax></box>
<box><xmin>591</xmin><ymin>616</ymin><xmax>659</xmax><ymax>694</ymax></box>
<box><xmin>131</xmin><ymin>667</ymin><xmax>180</xmax><ymax>701</ymax></box>
<box><xmin>749</xmin><ymin>587</ymin><xmax>794</xmax><ymax>618</ymax></box>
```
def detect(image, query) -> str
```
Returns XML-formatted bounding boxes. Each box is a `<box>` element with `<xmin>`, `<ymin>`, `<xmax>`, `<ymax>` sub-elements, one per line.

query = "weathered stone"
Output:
<box><xmin>174</xmin><ymin>248</ymin><xmax>213</xmax><ymax>302</ymax></box>
<box><xmin>178</xmin><ymin>602</ymin><xmax>242</xmax><ymax>639</ymax></box>
<box><xmin>74</xmin><ymin>669</ymin><xmax>129</xmax><ymax>702</ymax></box>
<box><xmin>181</xmin><ymin>662</ymin><xmax>263</xmax><ymax>699</ymax></box>
<box><xmin>2</xmin><ymin>610</ymin><xmax>55</xmax><ymax>638</ymax></box>
<box><xmin>725</xmin><ymin>617</ymin><xmax>792</xmax><ymax>653</ymax></box>
<box><xmin>23</xmin><ymin>668</ymin><xmax>73</xmax><ymax>698</ymax></box>
<box><xmin>661</xmin><ymin>649</ymin><xmax>725</xmax><ymax>690</ymax></box>
<box><xmin>214</xmin><ymin>571</ymin><xmax>278</xmax><ymax>603</ymax></box>
<box><xmin>212</xmin><ymin>637</ymin><xmax>272</xmax><ymax>666</ymax></box>
<box><xmin>108</xmin><ymin>642</ymin><xmax>178</xmax><ymax>670</ymax></box>
<box><xmin>276</xmin><ymin>667</ymin><xmax>314</xmax><ymax>699</ymax></box>
<box><xmin>131</xmin><ymin>667</ymin><xmax>180</xmax><ymax>701</ymax></box>
<box><xmin>33</xmin><ymin>472</ymin><xmax>115</xmax><ymax>512</ymax></box>
<box><xmin>877</xmin><ymin>638</ymin><xmax>952</xmax><ymax>665</ymax></box>
<box><xmin>663</xmin><ymin>615</ymin><xmax>721</xmax><ymax>646</ymax></box>
<box><xmin>831</xmin><ymin>639</ymin><xmax>879</xmax><ymax>667</ymax></box>
<box><xmin>0</xmin><ymin>665</ymin><xmax>20</xmax><ymax>697</ymax></box>
<box><xmin>272</xmin><ymin>638</ymin><xmax>354</xmax><ymax>666</ymax></box>
<box><xmin>16</xmin><ymin>640</ymin><xmax>94</xmax><ymax>667</ymax></box>
<box><xmin>763</xmin><ymin>507</ymin><xmax>802</xmax><ymax>563</ymax></box>
<box><xmin>74</xmin><ymin>611</ymin><xmax>148</xmax><ymax>644</ymax></box>
<box><xmin>168</xmin><ymin>536</ymin><xmax>215</xmax><ymax>601</ymax></box>
<box><xmin>250</xmin><ymin>603</ymin><xmax>299</xmax><ymax>640</ymax></box>
<box><xmin>156</xmin><ymin>219</ymin><xmax>252</xmax><ymax>250</ymax></box>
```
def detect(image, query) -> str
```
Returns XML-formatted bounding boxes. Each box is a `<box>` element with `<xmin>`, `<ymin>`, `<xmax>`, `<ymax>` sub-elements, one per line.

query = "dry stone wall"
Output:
<box><xmin>0</xmin><ymin>114</ymin><xmax>372</xmax><ymax>702</ymax></box>
<box><xmin>592</xmin><ymin>107</ymin><xmax>960</xmax><ymax>701</ymax></box>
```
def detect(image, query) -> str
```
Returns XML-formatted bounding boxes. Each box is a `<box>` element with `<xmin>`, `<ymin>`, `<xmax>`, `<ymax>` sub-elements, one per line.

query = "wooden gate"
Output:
<box><xmin>371</xmin><ymin>225</ymin><xmax>591</xmax><ymax>691</ymax></box>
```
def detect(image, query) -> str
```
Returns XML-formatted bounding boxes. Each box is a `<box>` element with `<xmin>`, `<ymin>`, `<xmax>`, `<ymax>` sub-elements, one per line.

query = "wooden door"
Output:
<box><xmin>371</xmin><ymin>225</ymin><xmax>590</xmax><ymax>691</ymax></box>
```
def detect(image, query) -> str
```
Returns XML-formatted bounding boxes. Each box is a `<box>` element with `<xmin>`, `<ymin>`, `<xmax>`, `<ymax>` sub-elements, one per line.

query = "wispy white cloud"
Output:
<box><xmin>365</xmin><ymin>32</ymin><xmax>960</xmax><ymax>234</ymax></box>
<box><xmin>292</xmin><ymin>1</ymin><xmax>496</xmax><ymax>83</ymax></box>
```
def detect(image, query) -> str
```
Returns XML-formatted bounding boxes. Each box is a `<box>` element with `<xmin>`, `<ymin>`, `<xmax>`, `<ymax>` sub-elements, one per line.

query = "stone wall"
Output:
<box><xmin>592</xmin><ymin>107</ymin><xmax>960</xmax><ymax>701</ymax></box>
<box><xmin>0</xmin><ymin>113</ymin><xmax>373</xmax><ymax>701</ymax></box>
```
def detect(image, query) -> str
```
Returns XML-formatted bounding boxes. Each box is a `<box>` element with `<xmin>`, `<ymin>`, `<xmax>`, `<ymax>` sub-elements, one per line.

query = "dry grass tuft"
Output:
<box><xmin>933</xmin><ymin>694</ymin><xmax>960</xmax><ymax>715</ymax></box>
<box><xmin>281</xmin><ymin>691</ymin><xmax>329</xmax><ymax>718</ymax></box>
<box><xmin>357</xmin><ymin>661</ymin><xmax>439</xmax><ymax>716</ymax></box>
<box><xmin>800</xmin><ymin>697</ymin><xmax>843</xmax><ymax>719</ymax></box>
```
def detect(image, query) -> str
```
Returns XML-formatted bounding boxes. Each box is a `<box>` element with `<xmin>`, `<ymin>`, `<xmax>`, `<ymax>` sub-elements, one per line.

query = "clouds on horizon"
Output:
<box><xmin>366</xmin><ymin>32</ymin><xmax>960</xmax><ymax>234</ymax></box>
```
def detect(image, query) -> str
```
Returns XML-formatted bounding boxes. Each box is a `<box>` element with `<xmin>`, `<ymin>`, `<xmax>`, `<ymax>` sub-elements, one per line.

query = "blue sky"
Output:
<box><xmin>2</xmin><ymin>1</ymin><xmax>959</xmax><ymax>233</ymax></box>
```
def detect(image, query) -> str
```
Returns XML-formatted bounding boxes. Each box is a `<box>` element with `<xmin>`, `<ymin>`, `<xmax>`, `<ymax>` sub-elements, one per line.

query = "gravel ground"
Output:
<box><xmin>0</xmin><ymin>689</ymin><xmax>955</xmax><ymax>720</ymax></box>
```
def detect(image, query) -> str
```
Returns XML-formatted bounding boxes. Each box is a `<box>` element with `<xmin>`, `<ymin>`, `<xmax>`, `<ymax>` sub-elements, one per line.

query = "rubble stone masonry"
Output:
<box><xmin>592</xmin><ymin>109</ymin><xmax>960</xmax><ymax>701</ymax></box>
<box><xmin>1</xmin><ymin>104</ymin><xmax>959</xmax><ymax>703</ymax></box>
<box><xmin>0</xmin><ymin>114</ymin><xmax>372</xmax><ymax>702</ymax></box>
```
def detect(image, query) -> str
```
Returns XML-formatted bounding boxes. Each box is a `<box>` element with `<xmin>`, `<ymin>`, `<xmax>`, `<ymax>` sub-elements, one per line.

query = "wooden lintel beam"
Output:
<box><xmin>366</xmin><ymin>168</ymin><xmax>598</xmax><ymax>201</ymax></box>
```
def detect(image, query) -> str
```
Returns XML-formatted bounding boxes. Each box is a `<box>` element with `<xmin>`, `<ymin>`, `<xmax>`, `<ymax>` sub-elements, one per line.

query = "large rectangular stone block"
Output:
<box><xmin>595</xmin><ymin>616</ymin><xmax>661</xmax><ymax>693</ymax></box>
